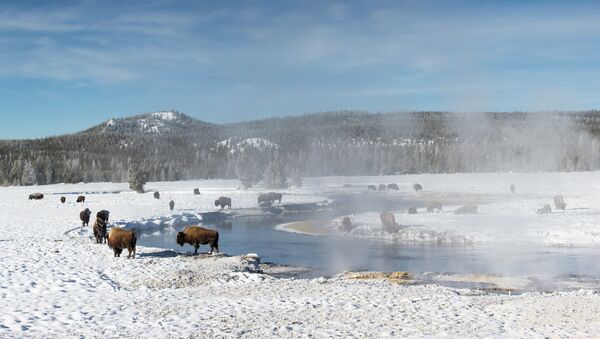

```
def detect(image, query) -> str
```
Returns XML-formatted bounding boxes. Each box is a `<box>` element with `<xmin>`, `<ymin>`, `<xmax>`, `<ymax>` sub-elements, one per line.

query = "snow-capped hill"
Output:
<box><xmin>217</xmin><ymin>137</ymin><xmax>280</xmax><ymax>153</ymax></box>
<box><xmin>99</xmin><ymin>111</ymin><xmax>214</xmax><ymax>135</ymax></box>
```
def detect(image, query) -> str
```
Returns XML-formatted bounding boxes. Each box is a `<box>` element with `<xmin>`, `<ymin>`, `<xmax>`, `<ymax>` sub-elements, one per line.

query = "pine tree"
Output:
<box><xmin>263</xmin><ymin>152</ymin><xmax>288</xmax><ymax>188</ymax></box>
<box><xmin>128</xmin><ymin>164</ymin><xmax>146</xmax><ymax>193</ymax></box>
<box><xmin>21</xmin><ymin>161</ymin><xmax>37</xmax><ymax>186</ymax></box>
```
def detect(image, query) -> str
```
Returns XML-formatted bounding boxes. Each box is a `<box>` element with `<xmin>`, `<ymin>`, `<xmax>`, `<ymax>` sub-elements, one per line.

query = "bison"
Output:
<box><xmin>93</xmin><ymin>217</ymin><xmax>107</xmax><ymax>244</ymax></box>
<box><xmin>367</xmin><ymin>185</ymin><xmax>377</xmax><ymax>191</ymax></box>
<box><xmin>176</xmin><ymin>226</ymin><xmax>219</xmax><ymax>254</ymax></box>
<box><xmin>214</xmin><ymin>196</ymin><xmax>231</xmax><ymax>210</ymax></box>
<box><xmin>60</xmin><ymin>196</ymin><xmax>66</xmax><ymax>203</ymax></box>
<box><xmin>426</xmin><ymin>201</ymin><xmax>443</xmax><ymax>213</ymax></box>
<box><xmin>80</xmin><ymin>208</ymin><xmax>91</xmax><ymax>226</ymax></box>
<box><xmin>378</xmin><ymin>184</ymin><xmax>386</xmax><ymax>191</ymax></box>
<box><xmin>76</xmin><ymin>195</ymin><xmax>85</xmax><ymax>203</ymax></box>
<box><xmin>553</xmin><ymin>195</ymin><xmax>566</xmax><ymax>210</ymax></box>
<box><xmin>107</xmin><ymin>227</ymin><xmax>137</xmax><ymax>258</ymax></box>
<box><xmin>387</xmin><ymin>183</ymin><xmax>399</xmax><ymax>190</ymax></box>
<box><xmin>169</xmin><ymin>200</ymin><xmax>175</xmax><ymax>211</ymax></box>
<box><xmin>342</xmin><ymin>216</ymin><xmax>353</xmax><ymax>232</ymax></box>
<box><xmin>96</xmin><ymin>210</ymin><xmax>110</xmax><ymax>223</ymax></box>
<box><xmin>510</xmin><ymin>184</ymin><xmax>515</xmax><ymax>194</ymax></box>
<box><xmin>29</xmin><ymin>193</ymin><xmax>44</xmax><ymax>200</ymax></box>
<box><xmin>380</xmin><ymin>212</ymin><xmax>400</xmax><ymax>233</ymax></box>
<box><xmin>413</xmin><ymin>183</ymin><xmax>423</xmax><ymax>192</ymax></box>
<box><xmin>342</xmin><ymin>184</ymin><xmax>353</xmax><ymax>188</ymax></box>
<box><xmin>408</xmin><ymin>207</ymin><xmax>418</xmax><ymax>215</ymax></box>
<box><xmin>537</xmin><ymin>204</ymin><xmax>552</xmax><ymax>214</ymax></box>
<box><xmin>454</xmin><ymin>205</ymin><xmax>478</xmax><ymax>214</ymax></box>
<box><xmin>154</xmin><ymin>191</ymin><xmax>160</xmax><ymax>199</ymax></box>
<box><xmin>258</xmin><ymin>192</ymin><xmax>283</xmax><ymax>206</ymax></box>
<box><xmin>193</xmin><ymin>188</ymin><xmax>200</xmax><ymax>195</ymax></box>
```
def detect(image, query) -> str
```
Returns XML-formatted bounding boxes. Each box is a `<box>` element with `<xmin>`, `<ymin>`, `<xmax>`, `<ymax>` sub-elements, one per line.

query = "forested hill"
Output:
<box><xmin>2</xmin><ymin>110</ymin><xmax>600</xmax><ymax>186</ymax></box>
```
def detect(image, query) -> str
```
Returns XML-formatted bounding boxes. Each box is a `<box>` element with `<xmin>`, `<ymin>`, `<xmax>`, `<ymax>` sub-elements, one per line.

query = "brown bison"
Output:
<box><xmin>215</xmin><ymin>196</ymin><xmax>231</xmax><ymax>210</ymax></box>
<box><xmin>76</xmin><ymin>195</ymin><xmax>85</xmax><ymax>203</ymax></box>
<box><xmin>408</xmin><ymin>207</ymin><xmax>418</xmax><ymax>215</ymax></box>
<box><xmin>96</xmin><ymin>210</ymin><xmax>110</xmax><ymax>223</ymax></box>
<box><xmin>367</xmin><ymin>185</ymin><xmax>377</xmax><ymax>191</ymax></box>
<box><xmin>387</xmin><ymin>183</ymin><xmax>399</xmax><ymax>190</ymax></box>
<box><xmin>426</xmin><ymin>201</ymin><xmax>443</xmax><ymax>213</ymax></box>
<box><xmin>553</xmin><ymin>195</ymin><xmax>566</xmax><ymax>210</ymax></box>
<box><xmin>176</xmin><ymin>226</ymin><xmax>219</xmax><ymax>254</ymax></box>
<box><xmin>454</xmin><ymin>205</ymin><xmax>478</xmax><ymax>214</ymax></box>
<box><xmin>154</xmin><ymin>191</ymin><xmax>160</xmax><ymax>199</ymax></box>
<box><xmin>537</xmin><ymin>204</ymin><xmax>552</xmax><ymax>214</ymax></box>
<box><xmin>169</xmin><ymin>200</ymin><xmax>175</xmax><ymax>211</ymax></box>
<box><xmin>80</xmin><ymin>208</ymin><xmax>91</xmax><ymax>226</ymax></box>
<box><xmin>380</xmin><ymin>212</ymin><xmax>400</xmax><ymax>233</ymax></box>
<box><xmin>342</xmin><ymin>216</ymin><xmax>353</xmax><ymax>232</ymax></box>
<box><xmin>510</xmin><ymin>184</ymin><xmax>515</xmax><ymax>194</ymax></box>
<box><xmin>93</xmin><ymin>217</ymin><xmax>107</xmax><ymax>244</ymax></box>
<box><xmin>193</xmin><ymin>188</ymin><xmax>200</xmax><ymax>195</ymax></box>
<box><xmin>29</xmin><ymin>193</ymin><xmax>44</xmax><ymax>200</ymax></box>
<box><xmin>413</xmin><ymin>183</ymin><xmax>423</xmax><ymax>192</ymax></box>
<box><xmin>60</xmin><ymin>196</ymin><xmax>66</xmax><ymax>203</ymax></box>
<box><xmin>258</xmin><ymin>192</ymin><xmax>283</xmax><ymax>206</ymax></box>
<box><xmin>107</xmin><ymin>228</ymin><xmax>137</xmax><ymax>258</ymax></box>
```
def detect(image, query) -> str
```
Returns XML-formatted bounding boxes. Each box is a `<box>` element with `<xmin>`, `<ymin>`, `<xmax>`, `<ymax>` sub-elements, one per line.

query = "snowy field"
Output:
<box><xmin>2</xmin><ymin>173</ymin><xmax>600</xmax><ymax>337</ymax></box>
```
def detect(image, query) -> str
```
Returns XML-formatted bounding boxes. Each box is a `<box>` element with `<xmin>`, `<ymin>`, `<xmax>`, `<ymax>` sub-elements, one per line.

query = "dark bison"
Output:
<box><xmin>107</xmin><ymin>228</ymin><xmax>137</xmax><ymax>258</ymax></box>
<box><xmin>258</xmin><ymin>192</ymin><xmax>283</xmax><ymax>206</ymax></box>
<box><xmin>76</xmin><ymin>195</ymin><xmax>85</xmax><ymax>203</ymax></box>
<box><xmin>342</xmin><ymin>216</ymin><xmax>353</xmax><ymax>232</ymax></box>
<box><xmin>96</xmin><ymin>210</ymin><xmax>110</xmax><ymax>223</ymax></box>
<box><xmin>215</xmin><ymin>196</ymin><xmax>231</xmax><ymax>210</ymax></box>
<box><xmin>510</xmin><ymin>184</ymin><xmax>515</xmax><ymax>194</ymax></box>
<box><xmin>380</xmin><ymin>212</ymin><xmax>399</xmax><ymax>233</ymax></box>
<box><xmin>29</xmin><ymin>193</ymin><xmax>44</xmax><ymax>200</ymax></box>
<box><xmin>60</xmin><ymin>196</ymin><xmax>66</xmax><ymax>203</ymax></box>
<box><xmin>378</xmin><ymin>184</ymin><xmax>386</xmax><ymax>191</ymax></box>
<box><xmin>93</xmin><ymin>217</ymin><xmax>107</xmax><ymax>244</ymax></box>
<box><xmin>537</xmin><ymin>204</ymin><xmax>552</xmax><ymax>214</ymax></box>
<box><xmin>413</xmin><ymin>183</ymin><xmax>423</xmax><ymax>192</ymax></box>
<box><xmin>387</xmin><ymin>183</ymin><xmax>399</xmax><ymax>190</ymax></box>
<box><xmin>408</xmin><ymin>207</ymin><xmax>418</xmax><ymax>215</ymax></box>
<box><xmin>367</xmin><ymin>185</ymin><xmax>377</xmax><ymax>191</ymax></box>
<box><xmin>176</xmin><ymin>226</ymin><xmax>219</xmax><ymax>254</ymax></box>
<box><xmin>553</xmin><ymin>195</ymin><xmax>566</xmax><ymax>210</ymax></box>
<box><xmin>154</xmin><ymin>191</ymin><xmax>160</xmax><ymax>199</ymax></box>
<box><xmin>426</xmin><ymin>201</ymin><xmax>443</xmax><ymax>213</ymax></box>
<box><xmin>454</xmin><ymin>205</ymin><xmax>478</xmax><ymax>214</ymax></box>
<box><xmin>169</xmin><ymin>200</ymin><xmax>175</xmax><ymax>211</ymax></box>
<box><xmin>80</xmin><ymin>208</ymin><xmax>91</xmax><ymax>226</ymax></box>
<box><xmin>193</xmin><ymin>188</ymin><xmax>200</xmax><ymax>195</ymax></box>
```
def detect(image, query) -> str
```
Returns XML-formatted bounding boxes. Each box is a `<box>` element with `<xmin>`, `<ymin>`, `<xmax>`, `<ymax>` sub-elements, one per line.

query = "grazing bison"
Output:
<box><xmin>378</xmin><ymin>184</ymin><xmax>386</xmax><ymax>191</ymax></box>
<box><xmin>96</xmin><ymin>210</ymin><xmax>110</xmax><ymax>223</ymax></box>
<box><xmin>537</xmin><ymin>204</ymin><xmax>552</xmax><ymax>214</ymax></box>
<box><xmin>29</xmin><ymin>193</ymin><xmax>44</xmax><ymax>200</ymax></box>
<box><xmin>193</xmin><ymin>188</ymin><xmax>200</xmax><ymax>195</ymax></box>
<box><xmin>367</xmin><ymin>185</ymin><xmax>377</xmax><ymax>191</ymax></box>
<box><xmin>176</xmin><ymin>226</ymin><xmax>219</xmax><ymax>254</ymax></box>
<box><xmin>426</xmin><ymin>201</ymin><xmax>443</xmax><ymax>213</ymax></box>
<box><xmin>154</xmin><ymin>191</ymin><xmax>160</xmax><ymax>199</ymax></box>
<box><xmin>413</xmin><ymin>183</ymin><xmax>423</xmax><ymax>192</ymax></box>
<box><xmin>76</xmin><ymin>195</ymin><xmax>85</xmax><ymax>203</ymax></box>
<box><xmin>214</xmin><ymin>196</ymin><xmax>231</xmax><ymax>210</ymax></box>
<box><xmin>169</xmin><ymin>200</ymin><xmax>175</xmax><ymax>211</ymax></box>
<box><xmin>553</xmin><ymin>195</ymin><xmax>566</xmax><ymax>210</ymax></box>
<box><xmin>408</xmin><ymin>207</ymin><xmax>418</xmax><ymax>215</ymax></box>
<box><xmin>80</xmin><ymin>208</ymin><xmax>91</xmax><ymax>226</ymax></box>
<box><xmin>380</xmin><ymin>212</ymin><xmax>399</xmax><ymax>233</ymax></box>
<box><xmin>107</xmin><ymin>228</ymin><xmax>137</xmax><ymax>258</ymax></box>
<box><xmin>342</xmin><ymin>216</ymin><xmax>353</xmax><ymax>232</ymax></box>
<box><xmin>454</xmin><ymin>205</ymin><xmax>478</xmax><ymax>214</ymax></box>
<box><xmin>510</xmin><ymin>184</ymin><xmax>515</xmax><ymax>194</ymax></box>
<box><xmin>93</xmin><ymin>217</ymin><xmax>107</xmax><ymax>244</ymax></box>
<box><xmin>60</xmin><ymin>196</ymin><xmax>66</xmax><ymax>203</ymax></box>
<box><xmin>258</xmin><ymin>192</ymin><xmax>283</xmax><ymax>206</ymax></box>
<box><xmin>387</xmin><ymin>183</ymin><xmax>399</xmax><ymax>190</ymax></box>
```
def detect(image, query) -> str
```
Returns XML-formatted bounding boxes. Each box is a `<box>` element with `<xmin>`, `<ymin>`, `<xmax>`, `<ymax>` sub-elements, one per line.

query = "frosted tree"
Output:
<box><xmin>21</xmin><ymin>161</ymin><xmax>37</xmax><ymax>186</ymax></box>
<box><xmin>235</xmin><ymin>149</ymin><xmax>264</xmax><ymax>189</ymax></box>
<box><xmin>127</xmin><ymin>164</ymin><xmax>146</xmax><ymax>193</ymax></box>
<box><xmin>263</xmin><ymin>152</ymin><xmax>288</xmax><ymax>188</ymax></box>
<box><xmin>288</xmin><ymin>166</ymin><xmax>303</xmax><ymax>187</ymax></box>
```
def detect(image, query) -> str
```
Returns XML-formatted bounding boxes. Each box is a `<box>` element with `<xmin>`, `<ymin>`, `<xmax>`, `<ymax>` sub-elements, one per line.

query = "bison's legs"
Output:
<box><xmin>211</xmin><ymin>242</ymin><xmax>219</xmax><ymax>254</ymax></box>
<box><xmin>194</xmin><ymin>244</ymin><xmax>199</xmax><ymax>254</ymax></box>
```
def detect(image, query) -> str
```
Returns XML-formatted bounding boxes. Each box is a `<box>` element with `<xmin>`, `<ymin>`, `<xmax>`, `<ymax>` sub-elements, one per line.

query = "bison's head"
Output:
<box><xmin>214</xmin><ymin>200</ymin><xmax>219</xmax><ymax>206</ymax></box>
<box><xmin>176</xmin><ymin>232</ymin><xmax>185</xmax><ymax>246</ymax></box>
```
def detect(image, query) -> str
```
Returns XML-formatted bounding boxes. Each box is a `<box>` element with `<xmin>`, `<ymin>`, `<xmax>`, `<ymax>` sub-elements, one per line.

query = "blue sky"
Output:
<box><xmin>2</xmin><ymin>0</ymin><xmax>600</xmax><ymax>138</ymax></box>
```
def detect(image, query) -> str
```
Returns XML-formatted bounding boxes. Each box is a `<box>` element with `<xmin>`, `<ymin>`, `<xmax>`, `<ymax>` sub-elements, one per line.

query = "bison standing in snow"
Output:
<box><xmin>537</xmin><ymin>204</ymin><xmax>552</xmax><ymax>214</ymax></box>
<box><xmin>408</xmin><ymin>207</ymin><xmax>418</xmax><ymax>215</ymax></box>
<box><xmin>93</xmin><ymin>217</ymin><xmax>107</xmax><ymax>244</ymax></box>
<box><xmin>153</xmin><ymin>191</ymin><xmax>160</xmax><ymax>199</ymax></box>
<box><xmin>426</xmin><ymin>201</ymin><xmax>443</xmax><ymax>213</ymax></box>
<box><xmin>80</xmin><ymin>208</ymin><xmax>91</xmax><ymax>226</ymax></box>
<box><xmin>367</xmin><ymin>185</ymin><xmax>377</xmax><ymax>191</ymax></box>
<box><xmin>387</xmin><ymin>183</ymin><xmax>399</xmax><ymax>190</ymax></box>
<box><xmin>342</xmin><ymin>216</ymin><xmax>353</xmax><ymax>232</ymax></box>
<box><xmin>258</xmin><ymin>192</ymin><xmax>283</xmax><ymax>206</ymax></box>
<box><xmin>193</xmin><ymin>188</ymin><xmax>200</xmax><ymax>195</ymax></box>
<box><xmin>29</xmin><ymin>193</ymin><xmax>44</xmax><ymax>200</ymax></box>
<box><xmin>378</xmin><ymin>184</ymin><xmax>386</xmax><ymax>191</ymax></box>
<box><xmin>553</xmin><ymin>195</ymin><xmax>566</xmax><ymax>210</ymax></box>
<box><xmin>96</xmin><ymin>210</ymin><xmax>110</xmax><ymax>223</ymax></box>
<box><xmin>76</xmin><ymin>195</ymin><xmax>85</xmax><ymax>203</ymax></box>
<box><xmin>413</xmin><ymin>183</ymin><xmax>423</xmax><ymax>192</ymax></box>
<box><xmin>215</xmin><ymin>196</ymin><xmax>231</xmax><ymax>210</ymax></box>
<box><xmin>380</xmin><ymin>212</ymin><xmax>399</xmax><ymax>233</ymax></box>
<box><xmin>107</xmin><ymin>228</ymin><xmax>137</xmax><ymax>258</ymax></box>
<box><xmin>60</xmin><ymin>196</ymin><xmax>66</xmax><ymax>203</ymax></box>
<box><xmin>176</xmin><ymin>226</ymin><xmax>219</xmax><ymax>254</ymax></box>
<box><xmin>169</xmin><ymin>200</ymin><xmax>175</xmax><ymax>211</ymax></box>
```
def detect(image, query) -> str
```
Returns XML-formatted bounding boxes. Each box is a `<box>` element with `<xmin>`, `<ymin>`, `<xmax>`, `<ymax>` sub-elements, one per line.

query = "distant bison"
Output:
<box><xmin>454</xmin><ymin>205</ymin><xmax>478</xmax><ymax>214</ymax></box>
<box><xmin>537</xmin><ymin>204</ymin><xmax>552</xmax><ymax>214</ymax></box>
<box><xmin>76</xmin><ymin>195</ymin><xmax>85</xmax><ymax>203</ymax></box>
<box><xmin>93</xmin><ymin>217</ymin><xmax>107</xmax><ymax>244</ymax></box>
<box><xmin>380</xmin><ymin>212</ymin><xmax>399</xmax><ymax>233</ymax></box>
<box><xmin>176</xmin><ymin>226</ymin><xmax>219</xmax><ymax>254</ymax></box>
<box><xmin>387</xmin><ymin>183</ymin><xmax>399</xmax><ymax>190</ymax></box>
<box><xmin>342</xmin><ymin>216</ymin><xmax>354</xmax><ymax>232</ymax></box>
<box><xmin>60</xmin><ymin>196</ymin><xmax>66</xmax><ymax>203</ymax></box>
<box><xmin>29</xmin><ymin>193</ymin><xmax>44</xmax><ymax>200</ymax></box>
<box><xmin>169</xmin><ymin>200</ymin><xmax>175</xmax><ymax>211</ymax></box>
<box><xmin>378</xmin><ymin>184</ymin><xmax>386</xmax><ymax>191</ymax></box>
<box><xmin>96</xmin><ymin>210</ymin><xmax>110</xmax><ymax>223</ymax></box>
<box><xmin>214</xmin><ymin>196</ymin><xmax>231</xmax><ymax>210</ymax></box>
<box><xmin>80</xmin><ymin>208</ymin><xmax>91</xmax><ymax>226</ymax></box>
<box><xmin>408</xmin><ymin>207</ymin><xmax>418</xmax><ymax>215</ymax></box>
<box><xmin>342</xmin><ymin>184</ymin><xmax>353</xmax><ymax>188</ymax></box>
<box><xmin>258</xmin><ymin>192</ymin><xmax>283</xmax><ymax>206</ymax></box>
<box><xmin>426</xmin><ymin>201</ymin><xmax>443</xmax><ymax>213</ymax></box>
<box><xmin>510</xmin><ymin>184</ymin><xmax>515</xmax><ymax>194</ymax></box>
<box><xmin>107</xmin><ymin>227</ymin><xmax>137</xmax><ymax>258</ymax></box>
<box><xmin>413</xmin><ymin>184</ymin><xmax>423</xmax><ymax>192</ymax></box>
<box><xmin>367</xmin><ymin>185</ymin><xmax>377</xmax><ymax>191</ymax></box>
<box><xmin>193</xmin><ymin>188</ymin><xmax>200</xmax><ymax>195</ymax></box>
<box><xmin>553</xmin><ymin>195</ymin><xmax>566</xmax><ymax>210</ymax></box>
<box><xmin>153</xmin><ymin>191</ymin><xmax>160</xmax><ymax>199</ymax></box>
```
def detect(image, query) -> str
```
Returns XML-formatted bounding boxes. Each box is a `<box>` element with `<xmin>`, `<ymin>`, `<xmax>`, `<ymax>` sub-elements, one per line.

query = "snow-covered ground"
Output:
<box><xmin>3</xmin><ymin>173</ymin><xmax>600</xmax><ymax>337</ymax></box>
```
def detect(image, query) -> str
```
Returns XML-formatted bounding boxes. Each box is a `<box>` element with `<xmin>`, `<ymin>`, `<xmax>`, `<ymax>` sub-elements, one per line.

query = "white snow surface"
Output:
<box><xmin>3</xmin><ymin>173</ymin><xmax>600</xmax><ymax>337</ymax></box>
